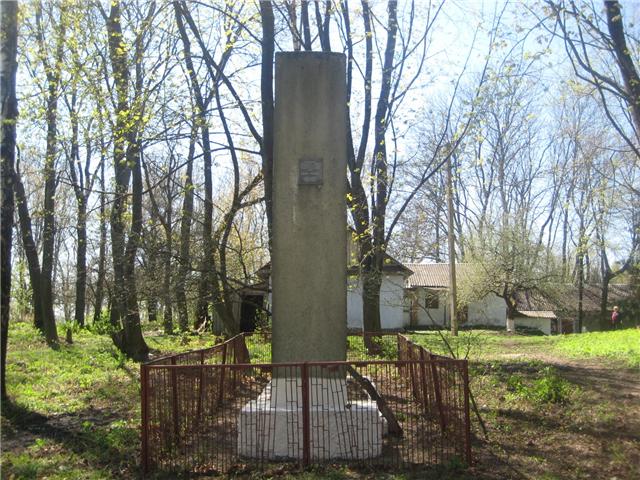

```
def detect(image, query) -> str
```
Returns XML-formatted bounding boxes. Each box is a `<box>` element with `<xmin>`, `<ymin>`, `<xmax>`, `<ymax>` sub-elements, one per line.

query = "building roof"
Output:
<box><xmin>405</xmin><ymin>263</ymin><xmax>470</xmax><ymax>288</ymax></box>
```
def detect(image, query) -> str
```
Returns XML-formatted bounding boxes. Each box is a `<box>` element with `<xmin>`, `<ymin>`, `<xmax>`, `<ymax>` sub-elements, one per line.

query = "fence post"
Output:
<box><xmin>217</xmin><ymin>342</ymin><xmax>228</xmax><ymax>409</ymax></box>
<box><xmin>141</xmin><ymin>364</ymin><xmax>149</xmax><ymax>476</ymax></box>
<box><xmin>197</xmin><ymin>351</ymin><xmax>205</xmax><ymax>421</ymax></box>
<box><xmin>301</xmin><ymin>362</ymin><xmax>310</xmax><ymax>466</ymax></box>
<box><xmin>429</xmin><ymin>354</ymin><xmax>447</xmax><ymax>433</ymax></box>
<box><xmin>419</xmin><ymin>349</ymin><xmax>429</xmax><ymax>408</ymax></box>
<box><xmin>462</xmin><ymin>361</ymin><xmax>472</xmax><ymax>466</ymax></box>
<box><xmin>171</xmin><ymin>357</ymin><xmax>180</xmax><ymax>444</ymax></box>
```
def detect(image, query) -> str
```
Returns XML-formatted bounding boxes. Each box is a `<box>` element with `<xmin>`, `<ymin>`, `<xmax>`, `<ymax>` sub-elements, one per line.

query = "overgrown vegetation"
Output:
<box><xmin>505</xmin><ymin>366</ymin><xmax>574</xmax><ymax>405</ymax></box>
<box><xmin>2</xmin><ymin>323</ymin><xmax>639</xmax><ymax>479</ymax></box>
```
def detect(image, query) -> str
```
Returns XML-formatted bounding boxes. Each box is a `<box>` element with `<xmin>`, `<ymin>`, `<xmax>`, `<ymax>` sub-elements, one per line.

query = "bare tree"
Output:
<box><xmin>543</xmin><ymin>0</ymin><xmax>639</xmax><ymax>160</ymax></box>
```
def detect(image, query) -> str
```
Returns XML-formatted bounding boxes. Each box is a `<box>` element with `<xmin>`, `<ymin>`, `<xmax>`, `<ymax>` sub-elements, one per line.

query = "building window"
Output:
<box><xmin>425</xmin><ymin>290</ymin><xmax>439</xmax><ymax>309</ymax></box>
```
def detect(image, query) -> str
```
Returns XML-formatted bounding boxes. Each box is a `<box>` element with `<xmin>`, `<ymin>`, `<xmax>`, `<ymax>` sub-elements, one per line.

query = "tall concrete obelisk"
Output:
<box><xmin>239</xmin><ymin>54</ymin><xmax>384</xmax><ymax>459</ymax></box>
<box><xmin>271</xmin><ymin>52</ymin><xmax>347</xmax><ymax>363</ymax></box>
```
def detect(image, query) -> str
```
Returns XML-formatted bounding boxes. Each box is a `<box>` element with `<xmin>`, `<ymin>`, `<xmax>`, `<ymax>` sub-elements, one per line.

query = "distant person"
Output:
<box><xmin>611</xmin><ymin>306</ymin><xmax>621</xmax><ymax>330</ymax></box>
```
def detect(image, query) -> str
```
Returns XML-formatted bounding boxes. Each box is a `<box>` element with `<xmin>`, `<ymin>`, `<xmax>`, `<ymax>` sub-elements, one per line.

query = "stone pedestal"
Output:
<box><xmin>238</xmin><ymin>377</ymin><xmax>386</xmax><ymax>460</ymax></box>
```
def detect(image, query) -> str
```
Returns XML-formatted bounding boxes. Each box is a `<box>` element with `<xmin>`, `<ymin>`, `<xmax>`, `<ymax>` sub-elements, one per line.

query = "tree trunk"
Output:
<box><xmin>600</xmin><ymin>273</ymin><xmax>610</xmax><ymax>328</ymax></box>
<box><xmin>174</xmin><ymin>2</ymin><xmax>213</xmax><ymax>330</ymax></box>
<box><xmin>260</xmin><ymin>0</ymin><xmax>275</xmax><ymax>246</ymax></box>
<box><xmin>605</xmin><ymin>1</ymin><xmax>640</xmax><ymax>135</ymax></box>
<box><xmin>576</xmin><ymin>251</ymin><xmax>584</xmax><ymax>333</ymax></box>
<box><xmin>176</xmin><ymin>132</ymin><xmax>195</xmax><ymax>332</ymax></box>
<box><xmin>120</xmin><ymin>137</ymin><xmax>148</xmax><ymax>360</ymax></box>
<box><xmin>446</xmin><ymin>153</ymin><xmax>458</xmax><ymax>336</ymax></box>
<box><xmin>1</xmin><ymin>0</ymin><xmax>18</xmax><ymax>400</ymax></box>
<box><xmin>37</xmin><ymin>1</ymin><xmax>67</xmax><ymax>345</ymax></box>
<box><xmin>66</xmin><ymin>103</ymin><xmax>87</xmax><ymax>327</ymax></box>
<box><xmin>92</xmin><ymin>159</ymin><xmax>107</xmax><ymax>325</ymax></box>
<box><xmin>362</xmin><ymin>267</ymin><xmax>382</xmax><ymax>333</ymax></box>
<box><xmin>163</xmin><ymin>241</ymin><xmax>173</xmax><ymax>335</ymax></box>
<box><xmin>106</xmin><ymin>0</ymin><xmax>148</xmax><ymax>360</ymax></box>
<box><xmin>147</xmin><ymin>297</ymin><xmax>157</xmax><ymax>323</ymax></box>
<box><xmin>13</xmin><ymin>169</ymin><xmax>47</xmax><ymax>336</ymax></box>
<box><xmin>362</xmin><ymin>0</ymin><xmax>398</xmax><ymax>341</ymax></box>
<box><xmin>505</xmin><ymin>295</ymin><xmax>517</xmax><ymax>334</ymax></box>
<box><xmin>74</xmin><ymin>200</ymin><xmax>87</xmax><ymax>327</ymax></box>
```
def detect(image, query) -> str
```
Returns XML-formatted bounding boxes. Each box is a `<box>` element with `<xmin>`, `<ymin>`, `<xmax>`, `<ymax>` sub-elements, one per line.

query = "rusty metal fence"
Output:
<box><xmin>141</xmin><ymin>334</ymin><xmax>471</xmax><ymax>475</ymax></box>
<box><xmin>145</xmin><ymin>333</ymin><xmax>250</xmax><ymax>367</ymax></box>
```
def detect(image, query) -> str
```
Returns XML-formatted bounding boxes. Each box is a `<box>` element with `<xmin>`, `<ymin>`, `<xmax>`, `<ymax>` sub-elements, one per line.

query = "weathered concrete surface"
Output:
<box><xmin>238</xmin><ymin>377</ymin><xmax>385</xmax><ymax>459</ymax></box>
<box><xmin>272</xmin><ymin>52</ymin><xmax>348</xmax><ymax>363</ymax></box>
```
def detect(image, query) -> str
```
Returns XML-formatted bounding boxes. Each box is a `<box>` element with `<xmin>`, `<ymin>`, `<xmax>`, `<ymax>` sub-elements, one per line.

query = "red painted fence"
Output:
<box><xmin>140</xmin><ymin>333</ymin><xmax>471</xmax><ymax>475</ymax></box>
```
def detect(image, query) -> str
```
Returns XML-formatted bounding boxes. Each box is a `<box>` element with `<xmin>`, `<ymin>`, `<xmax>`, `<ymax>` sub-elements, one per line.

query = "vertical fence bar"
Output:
<box><xmin>217</xmin><ymin>343</ymin><xmax>228</xmax><ymax>409</ymax></box>
<box><xmin>301</xmin><ymin>362</ymin><xmax>310</xmax><ymax>466</ymax></box>
<box><xmin>141</xmin><ymin>364</ymin><xmax>149</xmax><ymax>476</ymax></box>
<box><xmin>462</xmin><ymin>361</ymin><xmax>472</xmax><ymax>465</ymax></box>
<box><xmin>171</xmin><ymin>358</ymin><xmax>180</xmax><ymax>444</ymax></box>
<box><xmin>197</xmin><ymin>351</ymin><xmax>205</xmax><ymax>420</ymax></box>
<box><xmin>419</xmin><ymin>349</ymin><xmax>429</xmax><ymax>409</ymax></box>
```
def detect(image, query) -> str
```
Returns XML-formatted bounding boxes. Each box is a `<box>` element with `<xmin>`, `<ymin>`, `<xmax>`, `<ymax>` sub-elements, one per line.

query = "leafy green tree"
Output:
<box><xmin>460</xmin><ymin>221</ymin><xmax>562</xmax><ymax>332</ymax></box>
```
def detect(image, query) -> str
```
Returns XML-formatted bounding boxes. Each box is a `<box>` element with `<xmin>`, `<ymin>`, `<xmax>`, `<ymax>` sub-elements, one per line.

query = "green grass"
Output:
<box><xmin>550</xmin><ymin>328</ymin><xmax>640</xmax><ymax>367</ymax></box>
<box><xmin>2</xmin><ymin>321</ymin><xmax>224</xmax><ymax>479</ymax></box>
<box><xmin>5</xmin><ymin>321</ymin><xmax>140</xmax><ymax>415</ymax></box>
<box><xmin>3</xmin><ymin>321</ymin><xmax>639</xmax><ymax>479</ymax></box>
<box><xmin>2</xmin><ymin>437</ymin><xmax>112</xmax><ymax>480</ymax></box>
<box><xmin>406</xmin><ymin>328</ymin><xmax>640</xmax><ymax>368</ymax></box>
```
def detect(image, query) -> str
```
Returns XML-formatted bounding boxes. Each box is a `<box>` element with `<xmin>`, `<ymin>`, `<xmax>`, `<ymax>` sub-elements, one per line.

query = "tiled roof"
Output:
<box><xmin>405</xmin><ymin>263</ymin><xmax>470</xmax><ymax>288</ymax></box>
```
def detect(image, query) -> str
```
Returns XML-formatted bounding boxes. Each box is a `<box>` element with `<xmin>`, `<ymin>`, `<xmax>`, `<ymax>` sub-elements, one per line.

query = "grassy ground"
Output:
<box><xmin>408</xmin><ymin>328</ymin><xmax>640</xmax><ymax>367</ymax></box>
<box><xmin>1</xmin><ymin>322</ymin><xmax>639</xmax><ymax>479</ymax></box>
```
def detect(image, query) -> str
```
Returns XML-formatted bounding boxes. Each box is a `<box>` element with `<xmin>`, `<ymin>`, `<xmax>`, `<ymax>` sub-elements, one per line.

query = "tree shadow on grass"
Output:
<box><xmin>1</xmin><ymin>400</ymin><xmax>140</xmax><ymax>478</ymax></box>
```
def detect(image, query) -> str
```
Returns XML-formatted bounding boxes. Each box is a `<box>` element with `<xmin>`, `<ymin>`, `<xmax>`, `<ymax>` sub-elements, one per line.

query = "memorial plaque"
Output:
<box><xmin>298</xmin><ymin>158</ymin><xmax>323</xmax><ymax>185</ymax></box>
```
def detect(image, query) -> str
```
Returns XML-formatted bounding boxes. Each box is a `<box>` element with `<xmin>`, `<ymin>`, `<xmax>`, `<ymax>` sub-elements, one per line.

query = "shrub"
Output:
<box><xmin>529</xmin><ymin>367</ymin><xmax>573</xmax><ymax>404</ymax></box>
<box><xmin>87</xmin><ymin>309</ymin><xmax>116</xmax><ymax>335</ymax></box>
<box><xmin>506</xmin><ymin>367</ymin><xmax>573</xmax><ymax>405</ymax></box>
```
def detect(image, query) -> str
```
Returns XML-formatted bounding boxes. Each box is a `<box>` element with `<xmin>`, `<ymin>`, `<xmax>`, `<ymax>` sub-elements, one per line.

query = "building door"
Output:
<box><xmin>240</xmin><ymin>295</ymin><xmax>264</xmax><ymax>332</ymax></box>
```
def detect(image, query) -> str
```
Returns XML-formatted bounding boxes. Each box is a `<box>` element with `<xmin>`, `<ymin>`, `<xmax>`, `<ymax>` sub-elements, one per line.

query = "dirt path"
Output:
<box><xmin>469</xmin><ymin>350</ymin><xmax>640</xmax><ymax>480</ymax></box>
<box><xmin>498</xmin><ymin>346</ymin><xmax>640</xmax><ymax>396</ymax></box>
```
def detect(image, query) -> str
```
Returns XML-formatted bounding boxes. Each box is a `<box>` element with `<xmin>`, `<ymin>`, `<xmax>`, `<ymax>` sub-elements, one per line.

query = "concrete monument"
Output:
<box><xmin>238</xmin><ymin>52</ymin><xmax>385</xmax><ymax>460</ymax></box>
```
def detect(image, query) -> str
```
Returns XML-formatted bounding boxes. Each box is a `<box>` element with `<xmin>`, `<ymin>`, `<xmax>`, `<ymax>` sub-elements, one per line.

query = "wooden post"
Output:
<box><xmin>430</xmin><ymin>354</ymin><xmax>447</xmax><ymax>433</ymax></box>
<box><xmin>446</xmin><ymin>150</ymin><xmax>458</xmax><ymax>336</ymax></box>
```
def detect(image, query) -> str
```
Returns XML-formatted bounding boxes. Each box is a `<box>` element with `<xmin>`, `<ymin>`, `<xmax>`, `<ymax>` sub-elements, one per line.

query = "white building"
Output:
<box><xmin>404</xmin><ymin>263</ymin><xmax>557</xmax><ymax>334</ymax></box>
<box><xmin>346</xmin><ymin>257</ymin><xmax>412</xmax><ymax>331</ymax></box>
<box><xmin>239</xmin><ymin>261</ymin><xmax>559</xmax><ymax>335</ymax></box>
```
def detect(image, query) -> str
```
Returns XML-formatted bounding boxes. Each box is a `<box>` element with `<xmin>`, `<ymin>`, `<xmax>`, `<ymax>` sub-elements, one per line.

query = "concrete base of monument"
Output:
<box><xmin>238</xmin><ymin>377</ymin><xmax>387</xmax><ymax>460</ymax></box>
